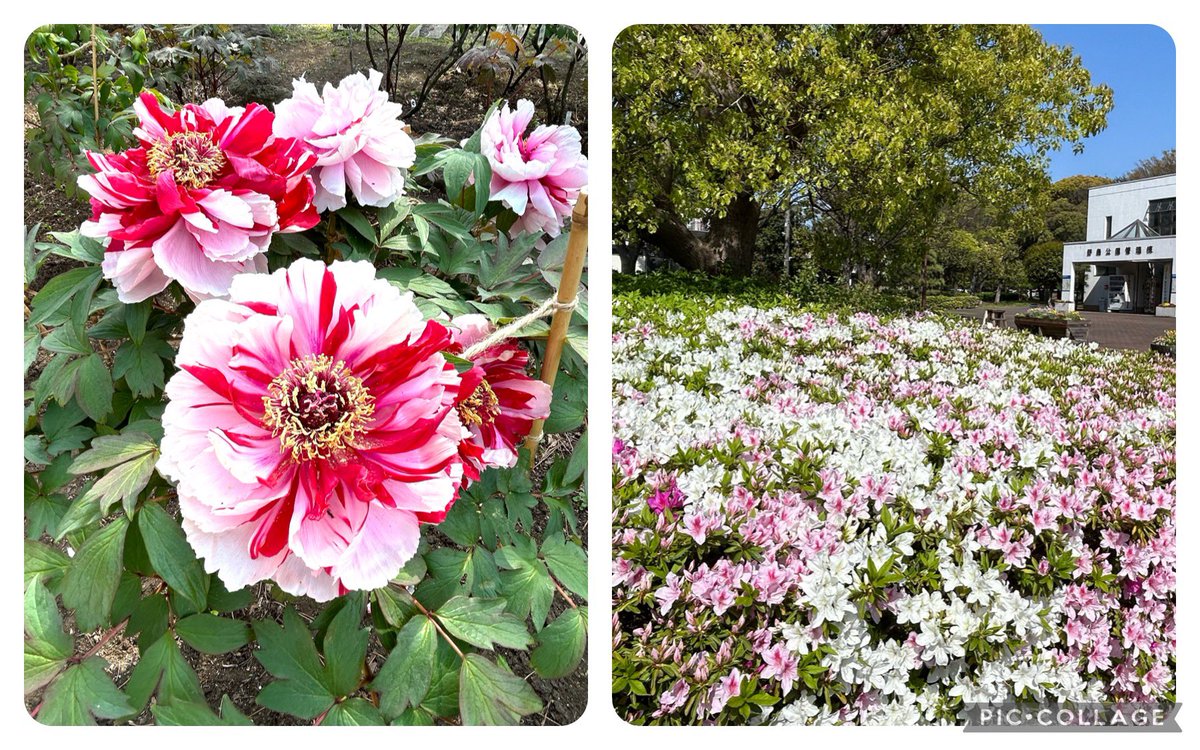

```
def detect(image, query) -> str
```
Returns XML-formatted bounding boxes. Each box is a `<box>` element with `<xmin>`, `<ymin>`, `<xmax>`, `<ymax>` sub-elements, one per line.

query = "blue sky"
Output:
<box><xmin>1034</xmin><ymin>24</ymin><xmax>1176</xmax><ymax>181</ymax></box>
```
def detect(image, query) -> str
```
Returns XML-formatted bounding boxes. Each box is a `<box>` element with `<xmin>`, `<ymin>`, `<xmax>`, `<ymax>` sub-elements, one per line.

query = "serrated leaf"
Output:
<box><xmin>138</xmin><ymin>503</ymin><xmax>208</xmax><ymax>615</ymax></box>
<box><xmin>372</xmin><ymin>615</ymin><xmax>436</xmax><ymax>718</ymax></box>
<box><xmin>434</xmin><ymin>596</ymin><xmax>533</xmax><ymax>651</ymax></box>
<box><xmin>125</xmin><ymin>632</ymin><xmax>205</xmax><ymax>712</ymax></box>
<box><xmin>37</xmin><ymin>657</ymin><xmax>133</xmax><ymax>725</ymax></box>
<box><xmin>176</xmin><ymin>614</ymin><xmax>250</xmax><ymax>655</ymax></box>
<box><xmin>24</xmin><ymin>577</ymin><xmax>73</xmax><ymax>694</ymax></box>
<box><xmin>458</xmin><ymin>653</ymin><xmax>543</xmax><ymax>725</ymax></box>
<box><xmin>323</xmin><ymin>598</ymin><xmax>369</xmax><ymax>697</ymax></box>
<box><xmin>530</xmin><ymin>607</ymin><xmax>587</xmax><ymax>678</ymax></box>
<box><xmin>59</xmin><ymin>516</ymin><xmax>129</xmax><ymax>630</ymax></box>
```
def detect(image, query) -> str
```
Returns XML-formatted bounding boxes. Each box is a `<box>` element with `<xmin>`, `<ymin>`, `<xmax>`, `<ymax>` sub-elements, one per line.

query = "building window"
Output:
<box><xmin>1148</xmin><ymin>197</ymin><xmax>1175</xmax><ymax>235</ymax></box>
<box><xmin>1105</xmin><ymin>216</ymin><xmax>1113</xmax><ymax>238</ymax></box>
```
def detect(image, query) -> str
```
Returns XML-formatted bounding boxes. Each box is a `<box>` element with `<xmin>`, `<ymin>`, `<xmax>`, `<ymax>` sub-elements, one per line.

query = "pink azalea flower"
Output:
<box><xmin>760</xmin><ymin>643</ymin><xmax>799</xmax><ymax>695</ymax></box>
<box><xmin>480</xmin><ymin>99</ymin><xmax>588</xmax><ymax>237</ymax></box>
<box><xmin>79</xmin><ymin>92</ymin><xmax>318</xmax><ymax>302</ymax></box>
<box><xmin>157</xmin><ymin>258</ymin><xmax>464</xmax><ymax>601</ymax></box>
<box><xmin>708</xmin><ymin>668</ymin><xmax>743</xmax><ymax>714</ymax></box>
<box><xmin>446</xmin><ymin>314</ymin><xmax>551</xmax><ymax>483</ymax></box>
<box><xmin>656</xmin><ymin>679</ymin><xmax>690</xmax><ymax>717</ymax></box>
<box><xmin>273</xmin><ymin>70</ymin><xmax>416</xmax><ymax>211</ymax></box>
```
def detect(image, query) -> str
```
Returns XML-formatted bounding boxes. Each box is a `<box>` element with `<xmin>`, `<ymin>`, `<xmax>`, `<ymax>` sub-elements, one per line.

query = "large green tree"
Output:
<box><xmin>614</xmin><ymin>24</ymin><xmax>1112</xmax><ymax>276</ymax></box>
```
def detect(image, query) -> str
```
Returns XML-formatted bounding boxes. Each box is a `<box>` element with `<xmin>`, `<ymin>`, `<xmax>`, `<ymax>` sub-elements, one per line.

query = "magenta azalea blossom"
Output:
<box><xmin>273</xmin><ymin>70</ymin><xmax>416</xmax><ymax>212</ymax></box>
<box><xmin>480</xmin><ymin>99</ymin><xmax>588</xmax><ymax>237</ymax></box>
<box><xmin>448</xmin><ymin>314</ymin><xmax>552</xmax><ymax>482</ymax></box>
<box><xmin>78</xmin><ymin>93</ymin><xmax>319</xmax><ymax>303</ymax></box>
<box><xmin>157</xmin><ymin>258</ymin><xmax>465</xmax><ymax>600</ymax></box>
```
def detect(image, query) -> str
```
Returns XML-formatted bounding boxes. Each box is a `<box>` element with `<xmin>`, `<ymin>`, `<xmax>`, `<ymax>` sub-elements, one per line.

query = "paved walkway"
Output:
<box><xmin>953</xmin><ymin>305</ymin><xmax>1174</xmax><ymax>351</ymax></box>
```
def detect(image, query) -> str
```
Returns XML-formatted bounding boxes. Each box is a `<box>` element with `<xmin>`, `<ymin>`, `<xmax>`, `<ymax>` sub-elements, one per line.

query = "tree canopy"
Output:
<box><xmin>1123</xmin><ymin>148</ymin><xmax>1175</xmax><ymax>181</ymax></box>
<box><xmin>614</xmin><ymin>24</ymin><xmax>1113</xmax><ymax>277</ymax></box>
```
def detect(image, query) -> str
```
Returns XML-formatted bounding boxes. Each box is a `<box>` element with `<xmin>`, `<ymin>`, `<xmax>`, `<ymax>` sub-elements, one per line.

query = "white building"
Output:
<box><xmin>1061</xmin><ymin>174</ymin><xmax>1176</xmax><ymax>315</ymax></box>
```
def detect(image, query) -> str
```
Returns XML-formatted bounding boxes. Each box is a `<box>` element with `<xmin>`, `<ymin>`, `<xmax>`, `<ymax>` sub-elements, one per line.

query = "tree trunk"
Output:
<box><xmin>637</xmin><ymin>191</ymin><xmax>761</xmax><ymax>275</ymax></box>
<box><xmin>614</xmin><ymin>245</ymin><xmax>640</xmax><ymax>274</ymax></box>
<box><xmin>783</xmin><ymin>203</ymin><xmax>792</xmax><ymax>279</ymax></box>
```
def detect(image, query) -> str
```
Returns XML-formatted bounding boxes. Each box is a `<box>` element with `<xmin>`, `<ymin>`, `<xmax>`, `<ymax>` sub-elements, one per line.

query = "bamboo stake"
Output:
<box><xmin>524</xmin><ymin>190</ymin><xmax>588</xmax><ymax>459</ymax></box>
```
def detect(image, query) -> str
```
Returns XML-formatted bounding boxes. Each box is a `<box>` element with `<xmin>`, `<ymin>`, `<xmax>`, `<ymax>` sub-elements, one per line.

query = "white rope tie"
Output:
<box><xmin>460</xmin><ymin>296</ymin><xmax>579</xmax><ymax>360</ymax></box>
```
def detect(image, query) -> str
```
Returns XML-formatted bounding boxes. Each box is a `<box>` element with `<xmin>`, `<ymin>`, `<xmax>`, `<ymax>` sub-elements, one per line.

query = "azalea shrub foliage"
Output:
<box><xmin>25</xmin><ymin>68</ymin><xmax>589</xmax><ymax>726</ymax></box>
<box><xmin>612</xmin><ymin>291</ymin><xmax>1174</xmax><ymax>725</ymax></box>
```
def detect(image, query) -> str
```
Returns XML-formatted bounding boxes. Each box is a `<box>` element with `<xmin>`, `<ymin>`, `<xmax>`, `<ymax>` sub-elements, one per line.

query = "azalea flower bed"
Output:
<box><xmin>26</xmin><ymin>60</ymin><xmax>588</xmax><ymax>726</ymax></box>
<box><xmin>612</xmin><ymin>294</ymin><xmax>1175</xmax><ymax>725</ymax></box>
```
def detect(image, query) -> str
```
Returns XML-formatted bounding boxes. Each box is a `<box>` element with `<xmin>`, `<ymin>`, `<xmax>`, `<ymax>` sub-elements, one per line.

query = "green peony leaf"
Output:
<box><xmin>434</xmin><ymin>596</ymin><xmax>533</xmax><ymax>651</ymax></box>
<box><xmin>458</xmin><ymin>653</ymin><xmax>543</xmax><ymax>725</ymax></box>
<box><xmin>372</xmin><ymin>615</ymin><xmax>437</xmax><ymax>719</ymax></box>
<box><xmin>59</xmin><ymin>516</ymin><xmax>129</xmax><ymax>630</ymax></box>
<box><xmin>530</xmin><ymin>607</ymin><xmax>587</xmax><ymax>679</ymax></box>
<box><xmin>322</xmin><ymin>697</ymin><xmax>386</xmax><ymax>726</ymax></box>
<box><xmin>24</xmin><ymin>577</ymin><xmax>73</xmax><ymax>694</ymax></box>
<box><xmin>137</xmin><ymin>503</ymin><xmax>209</xmax><ymax>615</ymax></box>
<box><xmin>322</xmin><ymin>597</ymin><xmax>369</xmax><ymax>697</ymax></box>
<box><xmin>176</xmin><ymin>613</ymin><xmax>250</xmax><ymax>655</ymax></box>
<box><xmin>37</xmin><ymin>657</ymin><xmax>133</xmax><ymax>725</ymax></box>
<box><xmin>253</xmin><ymin>607</ymin><xmax>334</xmax><ymax>720</ymax></box>
<box><xmin>125</xmin><ymin>632</ymin><xmax>205</xmax><ymax>712</ymax></box>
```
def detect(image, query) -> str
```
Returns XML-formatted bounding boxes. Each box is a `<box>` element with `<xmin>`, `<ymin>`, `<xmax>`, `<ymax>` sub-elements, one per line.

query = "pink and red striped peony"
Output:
<box><xmin>78</xmin><ymin>93</ymin><xmax>319</xmax><ymax>302</ymax></box>
<box><xmin>449</xmin><ymin>314</ymin><xmax>553</xmax><ymax>484</ymax></box>
<box><xmin>157</xmin><ymin>259</ymin><xmax>550</xmax><ymax>600</ymax></box>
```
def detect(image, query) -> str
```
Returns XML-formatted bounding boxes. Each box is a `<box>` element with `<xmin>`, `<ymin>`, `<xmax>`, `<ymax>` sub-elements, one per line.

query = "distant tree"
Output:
<box><xmin>1043</xmin><ymin>175</ymin><xmax>1111</xmax><ymax>242</ymax></box>
<box><xmin>1025</xmin><ymin>240</ymin><xmax>1065</xmax><ymax>303</ymax></box>
<box><xmin>1123</xmin><ymin>148</ymin><xmax>1176</xmax><ymax>180</ymax></box>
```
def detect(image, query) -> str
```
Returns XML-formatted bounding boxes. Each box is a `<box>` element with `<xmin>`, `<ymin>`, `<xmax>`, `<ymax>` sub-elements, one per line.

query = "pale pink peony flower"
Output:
<box><xmin>273</xmin><ymin>70</ymin><xmax>416</xmax><ymax>212</ymax></box>
<box><xmin>78</xmin><ymin>93</ymin><xmax>319</xmax><ymax>303</ymax></box>
<box><xmin>447</xmin><ymin>314</ymin><xmax>552</xmax><ymax>484</ymax></box>
<box><xmin>480</xmin><ymin>99</ymin><xmax>587</xmax><ymax>237</ymax></box>
<box><xmin>157</xmin><ymin>258</ymin><xmax>465</xmax><ymax>600</ymax></box>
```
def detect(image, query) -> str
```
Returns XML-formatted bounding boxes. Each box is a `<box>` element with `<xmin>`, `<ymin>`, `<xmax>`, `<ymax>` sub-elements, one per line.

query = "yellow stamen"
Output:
<box><xmin>262</xmin><ymin>354</ymin><xmax>375</xmax><ymax>462</ymax></box>
<box><xmin>146</xmin><ymin>131</ymin><xmax>227</xmax><ymax>190</ymax></box>
<box><xmin>458</xmin><ymin>380</ymin><xmax>501</xmax><ymax>427</ymax></box>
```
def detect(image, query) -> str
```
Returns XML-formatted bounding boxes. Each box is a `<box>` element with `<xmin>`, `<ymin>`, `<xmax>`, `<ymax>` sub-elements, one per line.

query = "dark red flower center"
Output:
<box><xmin>458</xmin><ymin>381</ymin><xmax>501</xmax><ymax>427</ymax></box>
<box><xmin>146</xmin><ymin>131</ymin><xmax>227</xmax><ymax>190</ymax></box>
<box><xmin>262</xmin><ymin>354</ymin><xmax>374</xmax><ymax>461</ymax></box>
